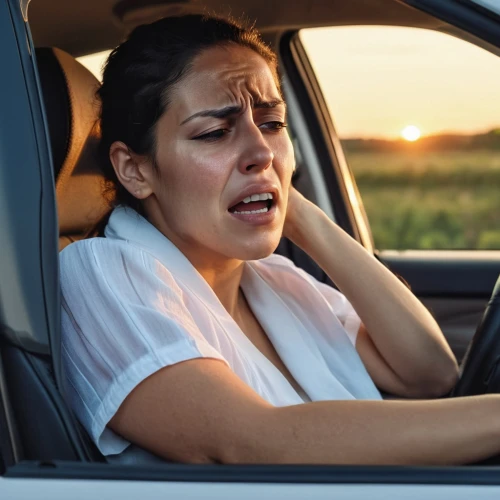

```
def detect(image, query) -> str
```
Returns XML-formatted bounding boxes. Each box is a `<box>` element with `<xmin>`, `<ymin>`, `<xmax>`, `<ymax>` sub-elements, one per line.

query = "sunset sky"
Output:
<box><xmin>301</xmin><ymin>26</ymin><xmax>500</xmax><ymax>139</ymax></box>
<box><xmin>79</xmin><ymin>25</ymin><xmax>500</xmax><ymax>140</ymax></box>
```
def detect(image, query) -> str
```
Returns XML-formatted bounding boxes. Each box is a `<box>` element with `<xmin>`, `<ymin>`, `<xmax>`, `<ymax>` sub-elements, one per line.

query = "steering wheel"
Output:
<box><xmin>452</xmin><ymin>274</ymin><xmax>500</xmax><ymax>397</ymax></box>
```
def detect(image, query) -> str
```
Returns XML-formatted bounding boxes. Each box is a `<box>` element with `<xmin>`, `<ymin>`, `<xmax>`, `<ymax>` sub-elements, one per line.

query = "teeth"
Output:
<box><xmin>233</xmin><ymin>207</ymin><xmax>269</xmax><ymax>214</ymax></box>
<box><xmin>242</xmin><ymin>192</ymin><xmax>273</xmax><ymax>204</ymax></box>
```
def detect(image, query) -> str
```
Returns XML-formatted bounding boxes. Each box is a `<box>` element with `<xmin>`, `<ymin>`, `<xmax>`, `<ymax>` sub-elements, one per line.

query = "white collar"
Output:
<box><xmin>105</xmin><ymin>206</ymin><xmax>358</xmax><ymax>402</ymax></box>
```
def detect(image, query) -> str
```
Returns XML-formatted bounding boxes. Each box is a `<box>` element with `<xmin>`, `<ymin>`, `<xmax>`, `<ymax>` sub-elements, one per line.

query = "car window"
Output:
<box><xmin>301</xmin><ymin>26</ymin><xmax>500</xmax><ymax>250</ymax></box>
<box><xmin>470</xmin><ymin>0</ymin><xmax>500</xmax><ymax>16</ymax></box>
<box><xmin>77</xmin><ymin>50</ymin><xmax>111</xmax><ymax>81</ymax></box>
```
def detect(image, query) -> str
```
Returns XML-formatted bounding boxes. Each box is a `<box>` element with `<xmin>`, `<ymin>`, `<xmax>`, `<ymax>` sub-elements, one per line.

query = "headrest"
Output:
<box><xmin>35</xmin><ymin>48</ymin><xmax>113</xmax><ymax>250</ymax></box>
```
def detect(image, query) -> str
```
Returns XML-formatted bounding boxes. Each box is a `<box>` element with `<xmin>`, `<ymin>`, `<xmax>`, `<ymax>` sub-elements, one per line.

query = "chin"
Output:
<box><xmin>230</xmin><ymin>237</ymin><xmax>281</xmax><ymax>262</ymax></box>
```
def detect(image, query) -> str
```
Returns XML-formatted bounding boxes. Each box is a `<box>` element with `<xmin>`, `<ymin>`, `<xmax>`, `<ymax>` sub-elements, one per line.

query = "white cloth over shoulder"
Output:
<box><xmin>60</xmin><ymin>206</ymin><xmax>381</xmax><ymax>464</ymax></box>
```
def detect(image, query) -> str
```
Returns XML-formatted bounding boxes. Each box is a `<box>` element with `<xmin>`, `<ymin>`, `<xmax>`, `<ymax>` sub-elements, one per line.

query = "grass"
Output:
<box><xmin>342</xmin><ymin>149</ymin><xmax>500</xmax><ymax>250</ymax></box>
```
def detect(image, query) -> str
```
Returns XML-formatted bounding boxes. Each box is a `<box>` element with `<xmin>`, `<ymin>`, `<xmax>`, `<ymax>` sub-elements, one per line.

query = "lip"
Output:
<box><xmin>227</xmin><ymin>183</ymin><xmax>279</xmax><ymax>210</ymax></box>
<box><xmin>229</xmin><ymin>201</ymin><xmax>277</xmax><ymax>225</ymax></box>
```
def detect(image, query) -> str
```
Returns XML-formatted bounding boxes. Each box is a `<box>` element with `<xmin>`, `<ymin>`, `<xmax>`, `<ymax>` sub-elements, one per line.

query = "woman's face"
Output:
<box><xmin>143</xmin><ymin>44</ymin><xmax>294</xmax><ymax>265</ymax></box>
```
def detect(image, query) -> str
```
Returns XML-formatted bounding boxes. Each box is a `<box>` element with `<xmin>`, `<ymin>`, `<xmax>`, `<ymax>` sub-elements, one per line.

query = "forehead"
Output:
<box><xmin>172</xmin><ymin>45</ymin><xmax>281</xmax><ymax>113</ymax></box>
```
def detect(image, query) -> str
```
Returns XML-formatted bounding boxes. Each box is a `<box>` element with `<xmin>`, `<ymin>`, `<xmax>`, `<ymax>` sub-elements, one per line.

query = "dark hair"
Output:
<box><xmin>97</xmin><ymin>14</ymin><xmax>280</xmax><ymax>214</ymax></box>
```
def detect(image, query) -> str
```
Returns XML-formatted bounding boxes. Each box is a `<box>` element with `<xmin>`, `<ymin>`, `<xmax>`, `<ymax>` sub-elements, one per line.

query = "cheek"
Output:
<box><xmin>186</xmin><ymin>152</ymin><xmax>234</xmax><ymax>202</ymax></box>
<box><xmin>158</xmin><ymin>147</ymin><xmax>231</xmax><ymax>210</ymax></box>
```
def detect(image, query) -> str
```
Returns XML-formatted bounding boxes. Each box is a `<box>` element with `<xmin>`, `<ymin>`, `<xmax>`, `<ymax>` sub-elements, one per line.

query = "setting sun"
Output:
<box><xmin>401</xmin><ymin>125</ymin><xmax>421</xmax><ymax>142</ymax></box>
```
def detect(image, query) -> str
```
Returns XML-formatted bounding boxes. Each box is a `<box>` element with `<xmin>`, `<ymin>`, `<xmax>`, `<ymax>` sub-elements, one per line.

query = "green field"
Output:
<box><xmin>343</xmin><ymin>149</ymin><xmax>500</xmax><ymax>250</ymax></box>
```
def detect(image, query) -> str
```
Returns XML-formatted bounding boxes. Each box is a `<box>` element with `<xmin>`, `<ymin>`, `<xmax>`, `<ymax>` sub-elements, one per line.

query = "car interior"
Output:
<box><xmin>1</xmin><ymin>0</ymin><xmax>500</xmax><ymax>476</ymax></box>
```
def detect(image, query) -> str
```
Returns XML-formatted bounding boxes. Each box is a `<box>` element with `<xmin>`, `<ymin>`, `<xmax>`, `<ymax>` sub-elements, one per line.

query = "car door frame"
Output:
<box><xmin>0</xmin><ymin>0</ymin><xmax>62</xmax><ymax>472</ymax></box>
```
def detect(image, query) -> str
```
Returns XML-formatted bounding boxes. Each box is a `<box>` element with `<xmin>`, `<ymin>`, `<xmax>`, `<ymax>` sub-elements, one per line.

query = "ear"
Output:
<box><xmin>109</xmin><ymin>141</ymin><xmax>154</xmax><ymax>200</ymax></box>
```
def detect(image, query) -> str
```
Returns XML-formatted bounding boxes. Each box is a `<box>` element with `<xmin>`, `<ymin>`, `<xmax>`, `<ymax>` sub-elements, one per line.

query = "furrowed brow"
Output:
<box><xmin>254</xmin><ymin>98</ymin><xmax>286</xmax><ymax>110</ymax></box>
<box><xmin>180</xmin><ymin>105</ymin><xmax>242</xmax><ymax>126</ymax></box>
<box><xmin>180</xmin><ymin>99</ymin><xmax>286</xmax><ymax>126</ymax></box>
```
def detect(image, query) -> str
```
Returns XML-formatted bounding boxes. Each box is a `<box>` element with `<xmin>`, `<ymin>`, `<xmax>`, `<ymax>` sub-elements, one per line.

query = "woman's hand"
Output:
<box><xmin>282</xmin><ymin>186</ymin><xmax>302</xmax><ymax>240</ymax></box>
<box><xmin>282</xmin><ymin>186</ymin><xmax>321</xmax><ymax>243</ymax></box>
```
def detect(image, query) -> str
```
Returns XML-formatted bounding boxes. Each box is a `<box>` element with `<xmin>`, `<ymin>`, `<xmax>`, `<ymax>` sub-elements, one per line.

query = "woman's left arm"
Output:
<box><xmin>284</xmin><ymin>189</ymin><xmax>458</xmax><ymax>398</ymax></box>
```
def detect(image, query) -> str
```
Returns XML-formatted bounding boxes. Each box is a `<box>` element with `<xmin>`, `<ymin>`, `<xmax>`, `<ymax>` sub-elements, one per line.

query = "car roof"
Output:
<box><xmin>28</xmin><ymin>0</ymin><xmax>442</xmax><ymax>56</ymax></box>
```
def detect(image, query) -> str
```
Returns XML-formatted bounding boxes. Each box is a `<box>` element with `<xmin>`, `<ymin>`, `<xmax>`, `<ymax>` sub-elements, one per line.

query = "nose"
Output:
<box><xmin>237</xmin><ymin>121</ymin><xmax>274</xmax><ymax>175</ymax></box>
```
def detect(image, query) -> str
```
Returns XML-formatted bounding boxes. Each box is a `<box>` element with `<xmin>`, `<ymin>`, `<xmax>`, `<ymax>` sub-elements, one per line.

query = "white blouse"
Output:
<box><xmin>60</xmin><ymin>206</ymin><xmax>381</xmax><ymax>464</ymax></box>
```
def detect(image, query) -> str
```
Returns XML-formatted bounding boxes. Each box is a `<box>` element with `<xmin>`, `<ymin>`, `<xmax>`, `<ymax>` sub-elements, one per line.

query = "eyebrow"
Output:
<box><xmin>180</xmin><ymin>99</ymin><xmax>286</xmax><ymax>126</ymax></box>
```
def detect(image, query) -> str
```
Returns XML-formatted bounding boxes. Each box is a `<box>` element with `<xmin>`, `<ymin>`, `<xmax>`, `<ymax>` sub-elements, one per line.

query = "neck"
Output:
<box><xmin>172</xmin><ymin>236</ymin><xmax>246</xmax><ymax>317</ymax></box>
<box><xmin>144</xmin><ymin>201</ymin><xmax>245</xmax><ymax>317</ymax></box>
<box><xmin>195</xmin><ymin>258</ymin><xmax>246</xmax><ymax>318</ymax></box>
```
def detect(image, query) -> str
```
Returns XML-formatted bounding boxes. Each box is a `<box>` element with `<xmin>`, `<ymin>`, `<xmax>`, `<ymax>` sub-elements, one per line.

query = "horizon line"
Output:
<box><xmin>341</xmin><ymin>126</ymin><xmax>500</xmax><ymax>142</ymax></box>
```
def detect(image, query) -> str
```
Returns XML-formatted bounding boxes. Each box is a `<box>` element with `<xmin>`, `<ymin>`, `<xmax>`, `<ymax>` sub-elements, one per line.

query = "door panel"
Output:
<box><xmin>380</xmin><ymin>251</ymin><xmax>500</xmax><ymax>360</ymax></box>
<box><xmin>422</xmin><ymin>297</ymin><xmax>486</xmax><ymax>362</ymax></box>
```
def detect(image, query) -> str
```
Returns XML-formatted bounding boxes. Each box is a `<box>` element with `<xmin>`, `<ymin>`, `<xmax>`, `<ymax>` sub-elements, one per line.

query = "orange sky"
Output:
<box><xmin>301</xmin><ymin>26</ymin><xmax>500</xmax><ymax>139</ymax></box>
<box><xmin>79</xmin><ymin>26</ymin><xmax>500</xmax><ymax>140</ymax></box>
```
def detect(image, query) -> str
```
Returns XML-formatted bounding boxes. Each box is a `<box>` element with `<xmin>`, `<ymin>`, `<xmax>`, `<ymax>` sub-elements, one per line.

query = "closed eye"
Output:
<box><xmin>192</xmin><ymin>129</ymin><xmax>229</xmax><ymax>142</ymax></box>
<box><xmin>192</xmin><ymin>121</ymin><xmax>286</xmax><ymax>142</ymax></box>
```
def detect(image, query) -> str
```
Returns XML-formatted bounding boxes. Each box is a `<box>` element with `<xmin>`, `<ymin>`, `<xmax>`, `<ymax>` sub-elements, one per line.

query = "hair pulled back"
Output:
<box><xmin>97</xmin><ymin>14</ymin><xmax>280</xmax><ymax>213</ymax></box>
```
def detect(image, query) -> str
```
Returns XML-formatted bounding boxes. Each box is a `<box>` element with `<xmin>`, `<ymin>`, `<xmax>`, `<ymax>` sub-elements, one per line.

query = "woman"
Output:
<box><xmin>60</xmin><ymin>14</ymin><xmax>500</xmax><ymax>466</ymax></box>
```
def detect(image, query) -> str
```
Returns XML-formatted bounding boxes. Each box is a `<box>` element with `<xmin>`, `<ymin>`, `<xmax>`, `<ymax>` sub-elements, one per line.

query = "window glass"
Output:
<box><xmin>301</xmin><ymin>27</ymin><xmax>500</xmax><ymax>250</ymax></box>
<box><xmin>77</xmin><ymin>50</ymin><xmax>111</xmax><ymax>81</ymax></box>
<box><xmin>471</xmin><ymin>0</ymin><xmax>500</xmax><ymax>16</ymax></box>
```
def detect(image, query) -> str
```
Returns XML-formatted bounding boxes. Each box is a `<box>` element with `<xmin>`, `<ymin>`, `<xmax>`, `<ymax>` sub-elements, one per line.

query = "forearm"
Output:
<box><xmin>110</xmin><ymin>357</ymin><xmax>499</xmax><ymax>466</ymax></box>
<box><xmin>249</xmin><ymin>395</ymin><xmax>500</xmax><ymax>465</ymax></box>
<box><xmin>287</xmin><ymin>201</ymin><xmax>457</xmax><ymax>392</ymax></box>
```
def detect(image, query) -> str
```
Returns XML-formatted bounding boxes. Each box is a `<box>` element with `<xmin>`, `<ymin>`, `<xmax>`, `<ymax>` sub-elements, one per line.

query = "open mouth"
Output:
<box><xmin>228</xmin><ymin>193</ymin><xmax>274</xmax><ymax>215</ymax></box>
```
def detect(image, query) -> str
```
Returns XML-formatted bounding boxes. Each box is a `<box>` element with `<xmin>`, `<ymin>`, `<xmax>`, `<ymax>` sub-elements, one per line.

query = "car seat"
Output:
<box><xmin>36</xmin><ymin>48</ymin><xmax>112</xmax><ymax>250</ymax></box>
